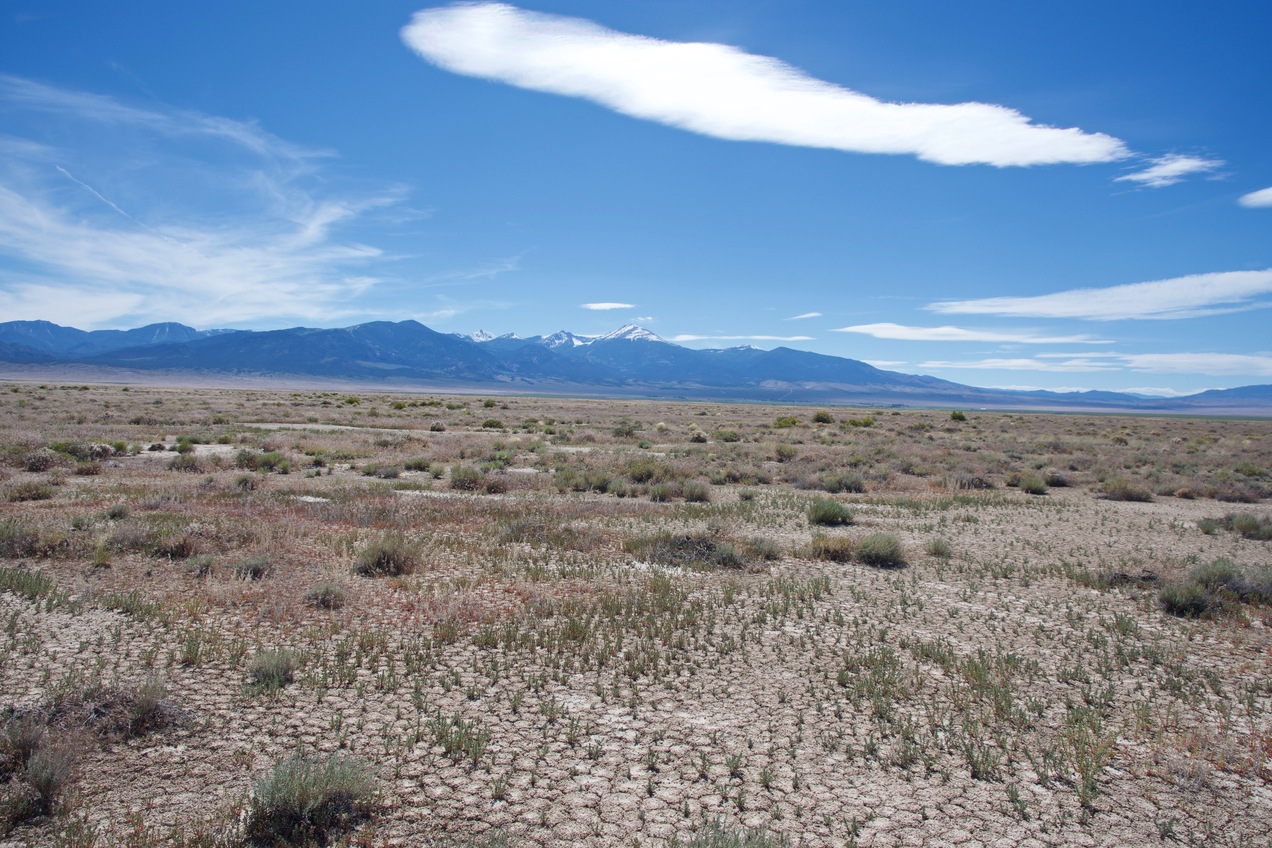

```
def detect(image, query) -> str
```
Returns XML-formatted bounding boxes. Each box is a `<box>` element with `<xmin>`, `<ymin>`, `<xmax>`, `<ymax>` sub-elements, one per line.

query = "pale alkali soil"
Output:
<box><xmin>0</xmin><ymin>382</ymin><xmax>1269</xmax><ymax>847</ymax></box>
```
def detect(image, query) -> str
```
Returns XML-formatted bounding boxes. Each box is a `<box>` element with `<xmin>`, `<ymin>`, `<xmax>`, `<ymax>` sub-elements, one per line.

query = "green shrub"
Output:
<box><xmin>166</xmin><ymin>454</ymin><xmax>203</xmax><ymax>473</ymax></box>
<box><xmin>774</xmin><ymin>444</ymin><xmax>798</xmax><ymax>463</ymax></box>
<box><xmin>812</xmin><ymin>411</ymin><xmax>834</xmax><ymax>424</ymax></box>
<box><xmin>0</xmin><ymin>565</ymin><xmax>55</xmax><ymax>599</ymax></box>
<box><xmin>949</xmin><ymin>410</ymin><xmax>967</xmax><ymax>422</ymax></box>
<box><xmin>682</xmin><ymin>481</ymin><xmax>711</xmax><ymax>503</ymax></box>
<box><xmin>481</xmin><ymin>418</ymin><xmax>504</xmax><ymax>430</ymax></box>
<box><xmin>715</xmin><ymin>429</ymin><xmax>741</xmax><ymax>443</ymax></box>
<box><xmin>926</xmin><ymin>538</ymin><xmax>953</xmax><ymax>559</ymax></box>
<box><xmin>7</xmin><ymin>481</ymin><xmax>54</xmax><ymax>502</ymax></box>
<box><xmin>305</xmin><ymin>584</ymin><xmax>345</xmax><ymax>610</ymax></box>
<box><xmin>233</xmin><ymin>557</ymin><xmax>272</xmax><ymax>581</ymax></box>
<box><xmin>244</xmin><ymin>751</ymin><xmax>376</xmax><ymax>846</ymax></box>
<box><xmin>624</xmin><ymin>532</ymin><xmax>747</xmax><ymax>569</ymax></box>
<box><xmin>0</xmin><ymin>520</ymin><xmax>44</xmax><ymax>559</ymax></box>
<box><xmin>821</xmin><ymin>472</ymin><xmax>864</xmax><ymax>494</ymax></box>
<box><xmin>353</xmin><ymin>535</ymin><xmax>417</xmax><ymax>577</ymax></box>
<box><xmin>1159</xmin><ymin>580</ymin><xmax>1217</xmax><ymax>618</ymax></box>
<box><xmin>1018</xmin><ymin>475</ymin><xmax>1048</xmax><ymax>496</ymax></box>
<box><xmin>1224</xmin><ymin>512</ymin><xmax>1272</xmax><ymax>541</ymax></box>
<box><xmin>248</xmin><ymin>649</ymin><xmax>296</xmax><ymax>693</ymax></box>
<box><xmin>1100</xmin><ymin>477</ymin><xmax>1153</xmax><ymax>502</ymax></box>
<box><xmin>450</xmin><ymin>465</ymin><xmax>483</xmax><ymax>491</ymax></box>
<box><xmin>773</xmin><ymin>416</ymin><xmax>799</xmax><ymax>429</ymax></box>
<box><xmin>808</xmin><ymin>498</ymin><xmax>852</xmax><ymax>526</ymax></box>
<box><xmin>804</xmin><ymin>535</ymin><xmax>854</xmax><ymax>563</ymax></box>
<box><xmin>856</xmin><ymin>533</ymin><xmax>906</xmax><ymax>568</ymax></box>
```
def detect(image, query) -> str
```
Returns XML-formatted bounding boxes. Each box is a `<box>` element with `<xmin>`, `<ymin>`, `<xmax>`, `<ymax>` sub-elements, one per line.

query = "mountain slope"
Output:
<box><xmin>2</xmin><ymin>319</ymin><xmax>1269</xmax><ymax>413</ymax></box>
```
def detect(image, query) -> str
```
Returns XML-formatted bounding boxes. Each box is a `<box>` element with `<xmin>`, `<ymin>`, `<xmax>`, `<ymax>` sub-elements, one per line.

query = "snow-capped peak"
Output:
<box><xmin>594</xmin><ymin>324</ymin><xmax>664</xmax><ymax>343</ymax></box>
<box><xmin>541</xmin><ymin>330</ymin><xmax>589</xmax><ymax>349</ymax></box>
<box><xmin>466</xmin><ymin>330</ymin><xmax>497</xmax><ymax>342</ymax></box>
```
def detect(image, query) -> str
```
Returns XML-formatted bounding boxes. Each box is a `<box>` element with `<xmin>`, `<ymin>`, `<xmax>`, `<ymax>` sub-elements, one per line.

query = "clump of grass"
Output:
<box><xmin>668</xmin><ymin>819</ymin><xmax>791</xmax><ymax>847</ymax></box>
<box><xmin>804</xmin><ymin>534</ymin><xmax>854</xmax><ymax>563</ymax></box>
<box><xmin>1100</xmin><ymin>477</ymin><xmax>1153</xmax><ymax>502</ymax></box>
<box><xmin>1017</xmin><ymin>474</ymin><xmax>1048</xmax><ymax>496</ymax></box>
<box><xmin>682</xmin><ymin>481</ymin><xmax>711</xmax><ymax>503</ymax></box>
<box><xmin>855</xmin><ymin>533</ymin><xmax>906</xmax><ymax>568</ymax></box>
<box><xmin>99</xmin><ymin>589</ymin><xmax>161</xmax><ymax>619</ymax></box>
<box><xmin>1220</xmin><ymin>512</ymin><xmax>1272</xmax><ymax>541</ymax></box>
<box><xmin>233</xmin><ymin>556</ymin><xmax>272</xmax><ymax>581</ymax></box>
<box><xmin>925</xmin><ymin>538</ymin><xmax>953</xmax><ymax>559</ymax></box>
<box><xmin>166</xmin><ymin>454</ymin><xmax>203</xmax><ymax>473</ymax></box>
<box><xmin>449</xmin><ymin>465</ymin><xmax>483</xmax><ymax>491</ymax></box>
<box><xmin>1159</xmin><ymin>558</ymin><xmax>1272</xmax><ymax>618</ymax></box>
<box><xmin>7</xmin><ymin>481</ymin><xmax>54</xmax><ymax>502</ymax></box>
<box><xmin>353</xmin><ymin>535</ymin><xmax>418</xmax><ymax>577</ymax></box>
<box><xmin>821</xmin><ymin>473</ymin><xmax>864</xmax><ymax>494</ymax></box>
<box><xmin>744</xmin><ymin>537</ymin><xmax>783</xmax><ymax>561</ymax></box>
<box><xmin>808</xmin><ymin>498</ymin><xmax>852</xmax><ymax>526</ymax></box>
<box><xmin>244</xmin><ymin>751</ymin><xmax>376</xmax><ymax>846</ymax></box>
<box><xmin>305</xmin><ymin>582</ymin><xmax>347</xmax><ymax>610</ymax></box>
<box><xmin>248</xmin><ymin>649</ymin><xmax>296</xmax><ymax>693</ymax></box>
<box><xmin>625</xmin><ymin>532</ymin><xmax>746</xmax><ymax>569</ymax></box>
<box><xmin>0</xmin><ymin>564</ymin><xmax>56</xmax><ymax>600</ymax></box>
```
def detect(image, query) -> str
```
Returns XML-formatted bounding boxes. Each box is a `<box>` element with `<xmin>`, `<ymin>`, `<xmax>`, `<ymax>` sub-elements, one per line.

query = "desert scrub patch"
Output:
<box><xmin>244</xmin><ymin>750</ymin><xmax>376</xmax><ymax>846</ymax></box>
<box><xmin>0</xmin><ymin>520</ymin><xmax>63</xmax><ymax>560</ymax></box>
<box><xmin>6</xmin><ymin>481</ymin><xmax>54</xmax><ymax>502</ymax></box>
<box><xmin>99</xmin><ymin>589</ymin><xmax>162</xmax><ymax>619</ymax></box>
<box><xmin>1016</xmin><ymin>474</ymin><xmax>1048</xmax><ymax>496</ymax></box>
<box><xmin>807</xmin><ymin>498</ymin><xmax>852</xmax><ymax>526</ymax></box>
<box><xmin>305</xmin><ymin>581</ymin><xmax>347</xmax><ymax>610</ymax></box>
<box><xmin>803</xmin><ymin>534</ymin><xmax>855</xmax><ymax>563</ymax></box>
<box><xmin>353</xmin><ymin>534</ymin><xmax>418</xmax><ymax>577</ymax></box>
<box><xmin>624</xmin><ymin>532</ymin><xmax>746</xmax><ymax>570</ymax></box>
<box><xmin>232</xmin><ymin>556</ymin><xmax>272</xmax><ymax>581</ymax></box>
<box><xmin>820</xmin><ymin>472</ymin><xmax>865</xmax><ymax>494</ymax></box>
<box><xmin>248</xmin><ymin>649</ymin><xmax>296</xmax><ymax>693</ymax></box>
<box><xmin>682</xmin><ymin>480</ymin><xmax>712</xmax><ymax>503</ymax></box>
<box><xmin>1159</xmin><ymin>559</ymin><xmax>1272</xmax><ymax>618</ymax></box>
<box><xmin>925</xmin><ymin>537</ymin><xmax>953</xmax><ymax>559</ymax></box>
<box><xmin>1210</xmin><ymin>512</ymin><xmax>1272</xmax><ymax>541</ymax></box>
<box><xmin>0</xmin><ymin>564</ymin><xmax>56</xmax><ymax>601</ymax></box>
<box><xmin>855</xmin><ymin>533</ymin><xmax>906</xmax><ymax>568</ymax></box>
<box><xmin>1100</xmin><ymin>476</ymin><xmax>1153</xmax><ymax>502</ymax></box>
<box><xmin>449</xmin><ymin>464</ymin><xmax>483</xmax><ymax>491</ymax></box>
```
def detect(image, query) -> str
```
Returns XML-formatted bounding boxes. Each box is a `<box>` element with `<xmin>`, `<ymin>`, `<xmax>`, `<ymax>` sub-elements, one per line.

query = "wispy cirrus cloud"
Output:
<box><xmin>581</xmin><ymin>302</ymin><xmax>635</xmax><ymax>310</ymax></box>
<box><xmin>669</xmin><ymin>334</ymin><xmax>813</xmax><ymax>342</ymax></box>
<box><xmin>1238</xmin><ymin>186</ymin><xmax>1272</xmax><ymax>208</ymax></box>
<box><xmin>0</xmin><ymin>75</ymin><xmax>412</xmax><ymax>328</ymax></box>
<box><xmin>922</xmin><ymin>352</ymin><xmax>1272</xmax><ymax>377</ymax></box>
<box><xmin>929</xmin><ymin>269</ymin><xmax>1272</xmax><ymax>321</ymax></box>
<box><xmin>785</xmin><ymin>312</ymin><xmax>821</xmax><ymax>320</ymax></box>
<box><xmin>402</xmin><ymin>4</ymin><xmax>1129</xmax><ymax>167</ymax></box>
<box><xmin>1115</xmin><ymin>153</ymin><xmax>1223</xmax><ymax>188</ymax></box>
<box><xmin>833</xmin><ymin>322</ymin><xmax>1108</xmax><ymax>344</ymax></box>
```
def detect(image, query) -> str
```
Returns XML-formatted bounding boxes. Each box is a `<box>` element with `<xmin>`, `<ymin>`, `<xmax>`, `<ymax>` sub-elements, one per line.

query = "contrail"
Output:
<box><xmin>55</xmin><ymin>164</ymin><xmax>205</xmax><ymax>256</ymax></box>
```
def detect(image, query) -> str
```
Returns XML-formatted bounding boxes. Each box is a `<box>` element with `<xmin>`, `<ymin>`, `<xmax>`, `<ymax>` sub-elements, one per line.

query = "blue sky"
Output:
<box><xmin>1</xmin><ymin>1</ymin><xmax>1270</xmax><ymax>395</ymax></box>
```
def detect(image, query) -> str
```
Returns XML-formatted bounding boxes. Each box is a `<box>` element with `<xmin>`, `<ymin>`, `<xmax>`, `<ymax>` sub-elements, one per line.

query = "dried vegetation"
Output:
<box><xmin>0</xmin><ymin>383</ymin><xmax>1269</xmax><ymax>846</ymax></box>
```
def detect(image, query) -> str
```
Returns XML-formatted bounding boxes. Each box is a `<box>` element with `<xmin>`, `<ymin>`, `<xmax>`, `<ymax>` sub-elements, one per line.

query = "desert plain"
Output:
<box><xmin>0</xmin><ymin>381</ymin><xmax>1269</xmax><ymax>847</ymax></box>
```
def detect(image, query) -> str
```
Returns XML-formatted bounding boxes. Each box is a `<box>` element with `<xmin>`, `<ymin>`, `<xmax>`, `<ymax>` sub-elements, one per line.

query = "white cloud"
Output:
<box><xmin>929</xmin><ymin>269</ymin><xmax>1272</xmax><ymax>321</ymax></box>
<box><xmin>862</xmin><ymin>360</ymin><xmax>907</xmax><ymax>368</ymax></box>
<box><xmin>921</xmin><ymin>357</ymin><xmax>1116</xmax><ymax>372</ymax></box>
<box><xmin>1115</xmin><ymin>154</ymin><xmax>1222</xmax><ymax>188</ymax></box>
<box><xmin>581</xmin><ymin>302</ymin><xmax>634</xmax><ymax>310</ymax></box>
<box><xmin>832</xmin><ymin>322</ymin><xmax>1108</xmax><ymax>344</ymax></box>
<box><xmin>0</xmin><ymin>76</ymin><xmax>412</xmax><ymax>328</ymax></box>
<box><xmin>402</xmin><ymin>4</ymin><xmax>1129</xmax><ymax>167</ymax></box>
<box><xmin>670</xmin><ymin>334</ymin><xmax>814</xmax><ymax>342</ymax></box>
<box><xmin>1238</xmin><ymin>186</ymin><xmax>1272</xmax><ymax>208</ymax></box>
<box><xmin>921</xmin><ymin>352</ymin><xmax>1272</xmax><ymax>377</ymax></box>
<box><xmin>786</xmin><ymin>311</ymin><xmax>821</xmax><ymax>320</ymax></box>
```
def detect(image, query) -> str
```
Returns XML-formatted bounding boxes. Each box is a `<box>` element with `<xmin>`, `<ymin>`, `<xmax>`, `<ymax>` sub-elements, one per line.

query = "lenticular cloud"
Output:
<box><xmin>402</xmin><ymin>3</ymin><xmax>1129</xmax><ymax>168</ymax></box>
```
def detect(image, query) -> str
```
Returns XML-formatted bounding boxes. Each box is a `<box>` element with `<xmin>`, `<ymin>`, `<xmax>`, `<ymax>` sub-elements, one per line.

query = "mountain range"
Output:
<box><xmin>1</xmin><ymin>319</ymin><xmax>1270</xmax><ymax>414</ymax></box>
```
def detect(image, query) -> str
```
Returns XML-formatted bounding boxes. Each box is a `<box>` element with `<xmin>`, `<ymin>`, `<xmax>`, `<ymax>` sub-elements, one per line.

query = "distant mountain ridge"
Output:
<box><xmin>1</xmin><ymin>319</ymin><xmax>1269</xmax><ymax>414</ymax></box>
